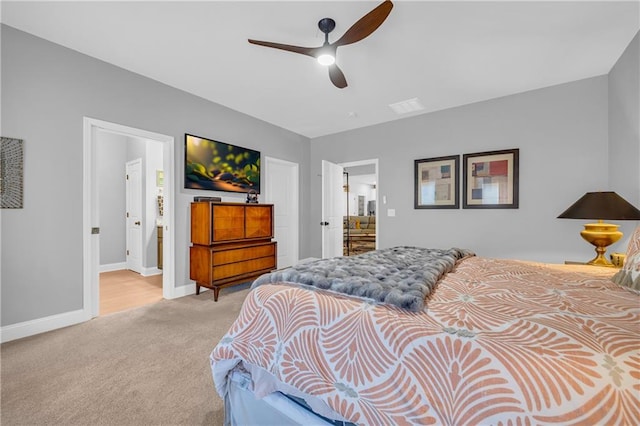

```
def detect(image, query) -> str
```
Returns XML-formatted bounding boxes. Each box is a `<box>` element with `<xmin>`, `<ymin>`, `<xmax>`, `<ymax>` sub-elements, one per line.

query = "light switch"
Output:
<box><xmin>387</xmin><ymin>209</ymin><xmax>396</xmax><ymax>217</ymax></box>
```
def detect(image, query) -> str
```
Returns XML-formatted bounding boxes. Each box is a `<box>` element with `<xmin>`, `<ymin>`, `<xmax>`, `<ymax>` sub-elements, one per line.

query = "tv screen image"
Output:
<box><xmin>185</xmin><ymin>134</ymin><xmax>260</xmax><ymax>193</ymax></box>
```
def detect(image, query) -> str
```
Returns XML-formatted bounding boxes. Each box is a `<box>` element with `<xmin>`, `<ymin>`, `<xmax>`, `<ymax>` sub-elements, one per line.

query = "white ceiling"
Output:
<box><xmin>2</xmin><ymin>1</ymin><xmax>638</xmax><ymax>138</ymax></box>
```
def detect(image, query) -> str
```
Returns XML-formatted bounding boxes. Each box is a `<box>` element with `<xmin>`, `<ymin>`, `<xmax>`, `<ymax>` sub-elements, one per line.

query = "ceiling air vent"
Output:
<box><xmin>389</xmin><ymin>98</ymin><xmax>425</xmax><ymax>115</ymax></box>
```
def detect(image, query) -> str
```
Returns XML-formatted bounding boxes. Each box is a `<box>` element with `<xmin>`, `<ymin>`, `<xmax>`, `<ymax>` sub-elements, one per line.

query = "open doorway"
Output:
<box><xmin>321</xmin><ymin>158</ymin><xmax>379</xmax><ymax>258</ymax></box>
<box><xmin>342</xmin><ymin>160</ymin><xmax>378</xmax><ymax>256</ymax></box>
<box><xmin>94</xmin><ymin>131</ymin><xmax>164</xmax><ymax>315</ymax></box>
<box><xmin>83</xmin><ymin>118</ymin><xmax>175</xmax><ymax>319</ymax></box>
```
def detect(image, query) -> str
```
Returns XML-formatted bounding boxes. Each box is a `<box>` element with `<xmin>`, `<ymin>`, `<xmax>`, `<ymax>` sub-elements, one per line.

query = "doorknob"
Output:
<box><xmin>135</xmin><ymin>221</ymin><xmax>141</xmax><ymax>225</ymax></box>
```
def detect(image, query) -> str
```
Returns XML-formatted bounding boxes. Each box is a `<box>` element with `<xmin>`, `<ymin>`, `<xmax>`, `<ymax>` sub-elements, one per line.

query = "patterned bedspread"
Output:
<box><xmin>210</xmin><ymin>257</ymin><xmax>640</xmax><ymax>425</ymax></box>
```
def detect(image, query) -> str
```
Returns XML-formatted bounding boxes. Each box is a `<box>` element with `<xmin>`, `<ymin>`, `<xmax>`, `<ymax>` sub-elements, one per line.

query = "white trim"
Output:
<box><xmin>84</xmin><ymin>117</ymin><xmax>177</xmax><ymax>324</ymax></box>
<box><xmin>340</xmin><ymin>158</ymin><xmax>379</xmax><ymax>250</ymax></box>
<box><xmin>99</xmin><ymin>262</ymin><xmax>127</xmax><ymax>273</ymax></box>
<box><xmin>98</xmin><ymin>264</ymin><xmax>161</xmax><ymax>276</ymax></box>
<box><xmin>1</xmin><ymin>309</ymin><xmax>90</xmax><ymax>343</ymax></box>
<box><xmin>172</xmin><ymin>283</ymin><xmax>202</xmax><ymax>298</ymax></box>
<box><xmin>264</xmin><ymin>156</ymin><xmax>300</xmax><ymax>267</ymax></box>
<box><xmin>141</xmin><ymin>267</ymin><xmax>163</xmax><ymax>277</ymax></box>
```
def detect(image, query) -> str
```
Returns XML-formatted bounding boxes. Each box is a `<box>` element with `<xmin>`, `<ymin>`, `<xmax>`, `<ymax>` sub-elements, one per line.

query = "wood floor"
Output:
<box><xmin>100</xmin><ymin>270</ymin><xmax>163</xmax><ymax>315</ymax></box>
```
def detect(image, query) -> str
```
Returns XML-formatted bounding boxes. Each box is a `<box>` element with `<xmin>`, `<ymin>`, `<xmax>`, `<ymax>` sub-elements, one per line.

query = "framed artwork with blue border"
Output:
<box><xmin>414</xmin><ymin>155</ymin><xmax>459</xmax><ymax>209</ymax></box>
<box><xmin>463</xmin><ymin>148</ymin><xmax>519</xmax><ymax>209</ymax></box>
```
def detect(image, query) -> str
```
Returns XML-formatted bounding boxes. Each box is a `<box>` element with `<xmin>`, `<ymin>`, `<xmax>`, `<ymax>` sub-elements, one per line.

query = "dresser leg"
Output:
<box><xmin>214</xmin><ymin>287</ymin><xmax>220</xmax><ymax>302</ymax></box>
<box><xmin>196</xmin><ymin>284</ymin><xmax>200</xmax><ymax>295</ymax></box>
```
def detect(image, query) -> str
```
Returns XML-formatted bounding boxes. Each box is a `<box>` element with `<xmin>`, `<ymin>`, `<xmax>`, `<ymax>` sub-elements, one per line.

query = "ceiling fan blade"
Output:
<box><xmin>248</xmin><ymin>39</ymin><xmax>319</xmax><ymax>58</ymax></box>
<box><xmin>333</xmin><ymin>0</ymin><xmax>393</xmax><ymax>47</ymax></box>
<box><xmin>328</xmin><ymin>64</ymin><xmax>348</xmax><ymax>89</ymax></box>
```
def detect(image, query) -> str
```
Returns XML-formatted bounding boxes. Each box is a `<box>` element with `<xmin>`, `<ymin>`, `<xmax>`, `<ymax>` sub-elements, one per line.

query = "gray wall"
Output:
<box><xmin>0</xmin><ymin>25</ymin><xmax>311</xmax><ymax>326</ymax></box>
<box><xmin>97</xmin><ymin>131</ymin><xmax>127</xmax><ymax>265</ymax></box>
<box><xmin>609</xmin><ymin>31</ymin><xmax>640</xmax><ymax>249</ymax></box>
<box><xmin>310</xmin><ymin>76</ymin><xmax>616</xmax><ymax>262</ymax></box>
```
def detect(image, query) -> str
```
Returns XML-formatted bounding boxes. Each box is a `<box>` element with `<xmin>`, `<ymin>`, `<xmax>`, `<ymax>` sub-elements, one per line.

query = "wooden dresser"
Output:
<box><xmin>190</xmin><ymin>202</ymin><xmax>277</xmax><ymax>301</ymax></box>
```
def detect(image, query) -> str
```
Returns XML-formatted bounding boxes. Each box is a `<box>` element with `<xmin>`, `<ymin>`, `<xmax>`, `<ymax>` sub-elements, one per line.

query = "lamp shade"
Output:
<box><xmin>558</xmin><ymin>191</ymin><xmax>640</xmax><ymax>220</ymax></box>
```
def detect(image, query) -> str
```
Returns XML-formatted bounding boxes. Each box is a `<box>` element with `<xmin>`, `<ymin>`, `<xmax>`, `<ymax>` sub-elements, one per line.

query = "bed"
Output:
<box><xmin>210</xmin><ymin>241</ymin><xmax>640</xmax><ymax>425</ymax></box>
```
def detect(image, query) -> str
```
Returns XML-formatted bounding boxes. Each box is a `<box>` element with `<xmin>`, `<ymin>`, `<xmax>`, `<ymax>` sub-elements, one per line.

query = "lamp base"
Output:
<box><xmin>580</xmin><ymin>222</ymin><xmax>622</xmax><ymax>267</ymax></box>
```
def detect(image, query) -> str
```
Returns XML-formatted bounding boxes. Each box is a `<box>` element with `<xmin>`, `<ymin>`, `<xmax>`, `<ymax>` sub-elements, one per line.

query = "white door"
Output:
<box><xmin>321</xmin><ymin>160</ymin><xmax>344</xmax><ymax>258</ymax></box>
<box><xmin>264</xmin><ymin>157</ymin><xmax>299</xmax><ymax>269</ymax></box>
<box><xmin>126</xmin><ymin>159</ymin><xmax>143</xmax><ymax>273</ymax></box>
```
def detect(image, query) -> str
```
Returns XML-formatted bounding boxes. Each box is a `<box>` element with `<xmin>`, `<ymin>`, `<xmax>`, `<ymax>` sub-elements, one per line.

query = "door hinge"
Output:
<box><xmin>126</xmin><ymin>174</ymin><xmax>129</xmax><ymax>180</ymax></box>
<box><xmin>126</xmin><ymin>249</ymin><xmax>129</xmax><ymax>255</ymax></box>
<box><xmin>126</xmin><ymin>212</ymin><xmax>129</xmax><ymax>218</ymax></box>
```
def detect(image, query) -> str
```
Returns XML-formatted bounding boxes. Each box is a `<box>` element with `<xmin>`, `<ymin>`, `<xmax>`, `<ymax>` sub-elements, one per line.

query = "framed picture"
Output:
<box><xmin>414</xmin><ymin>155</ymin><xmax>459</xmax><ymax>209</ymax></box>
<box><xmin>1</xmin><ymin>137</ymin><xmax>24</xmax><ymax>209</ymax></box>
<box><xmin>463</xmin><ymin>149</ymin><xmax>519</xmax><ymax>209</ymax></box>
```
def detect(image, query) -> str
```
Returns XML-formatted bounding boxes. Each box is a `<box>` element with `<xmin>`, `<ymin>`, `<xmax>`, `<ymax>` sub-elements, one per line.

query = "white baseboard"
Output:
<box><xmin>99</xmin><ymin>262</ymin><xmax>126</xmax><ymax>273</ymax></box>
<box><xmin>170</xmin><ymin>282</ymin><xmax>201</xmax><ymax>298</ymax></box>
<box><xmin>1</xmin><ymin>308</ymin><xmax>90</xmax><ymax>343</ymax></box>
<box><xmin>141</xmin><ymin>267</ymin><xmax>162</xmax><ymax>277</ymax></box>
<box><xmin>1</xmin><ymin>282</ymin><xmax>202</xmax><ymax>341</ymax></box>
<box><xmin>99</xmin><ymin>264</ymin><xmax>162</xmax><ymax>276</ymax></box>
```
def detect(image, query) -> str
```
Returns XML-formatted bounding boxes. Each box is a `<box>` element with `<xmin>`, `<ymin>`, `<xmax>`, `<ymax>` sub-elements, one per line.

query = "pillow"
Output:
<box><xmin>611</xmin><ymin>226</ymin><xmax>640</xmax><ymax>290</ymax></box>
<box><xmin>625</xmin><ymin>225</ymin><xmax>640</xmax><ymax>259</ymax></box>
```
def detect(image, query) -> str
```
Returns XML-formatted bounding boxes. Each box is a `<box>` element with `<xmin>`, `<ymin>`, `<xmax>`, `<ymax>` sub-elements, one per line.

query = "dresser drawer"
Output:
<box><xmin>213</xmin><ymin>243</ymin><xmax>275</xmax><ymax>265</ymax></box>
<box><xmin>212</xmin><ymin>256</ymin><xmax>276</xmax><ymax>281</ymax></box>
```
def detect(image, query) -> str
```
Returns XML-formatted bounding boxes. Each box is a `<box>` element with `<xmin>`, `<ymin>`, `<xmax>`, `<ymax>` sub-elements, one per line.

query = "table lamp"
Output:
<box><xmin>558</xmin><ymin>191</ymin><xmax>640</xmax><ymax>266</ymax></box>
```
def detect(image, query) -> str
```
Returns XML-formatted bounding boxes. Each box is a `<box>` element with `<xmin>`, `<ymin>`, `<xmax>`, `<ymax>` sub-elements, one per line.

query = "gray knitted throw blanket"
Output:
<box><xmin>252</xmin><ymin>246</ymin><xmax>474</xmax><ymax>311</ymax></box>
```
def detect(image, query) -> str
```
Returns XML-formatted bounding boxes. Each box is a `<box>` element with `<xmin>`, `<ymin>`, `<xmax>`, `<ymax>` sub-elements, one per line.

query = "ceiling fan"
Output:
<box><xmin>248</xmin><ymin>0</ymin><xmax>394</xmax><ymax>89</ymax></box>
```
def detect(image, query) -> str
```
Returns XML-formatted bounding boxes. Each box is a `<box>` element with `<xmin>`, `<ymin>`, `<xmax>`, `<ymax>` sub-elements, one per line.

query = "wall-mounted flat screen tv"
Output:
<box><xmin>185</xmin><ymin>134</ymin><xmax>260</xmax><ymax>193</ymax></box>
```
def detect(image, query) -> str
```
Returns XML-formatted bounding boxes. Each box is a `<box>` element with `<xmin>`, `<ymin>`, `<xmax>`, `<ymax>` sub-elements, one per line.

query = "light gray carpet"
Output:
<box><xmin>1</xmin><ymin>284</ymin><xmax>250</xmax><ymax>425</ymax></box>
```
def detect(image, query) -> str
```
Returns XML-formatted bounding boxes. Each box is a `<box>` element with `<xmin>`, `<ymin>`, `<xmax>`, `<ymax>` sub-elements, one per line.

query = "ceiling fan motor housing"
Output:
<box><xmin>318</xmin><ymin>18</ymin><xmax>336</xmax><ymax>35</ymax></box>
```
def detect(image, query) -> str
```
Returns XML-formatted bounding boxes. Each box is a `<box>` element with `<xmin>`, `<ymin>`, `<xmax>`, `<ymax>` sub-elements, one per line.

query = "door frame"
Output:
<box><xmin>339</xmin><ymin>158</ymin><xmax>379</xmax><ymax>250</ymax></box>
<box><xmin>264</xmin><ymin>156</ymin><xmax>299</xmax><ymax>268</ymax></box>
<box><xmin>83</xmin><ymin>117</ymin><xmax>176</xmax><ymax>318</ymax></box>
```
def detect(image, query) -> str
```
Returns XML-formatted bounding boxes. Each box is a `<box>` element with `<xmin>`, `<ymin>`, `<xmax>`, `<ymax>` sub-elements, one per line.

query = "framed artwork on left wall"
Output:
<box><xmin>1</xmin><ymin>137</ymin><xmax>24</xmax><ymax>209</ymax></box>
<box><xmin>414</xmin><ymin>155</ymin><xmax>460</xmax><ymax>209</ymax></box>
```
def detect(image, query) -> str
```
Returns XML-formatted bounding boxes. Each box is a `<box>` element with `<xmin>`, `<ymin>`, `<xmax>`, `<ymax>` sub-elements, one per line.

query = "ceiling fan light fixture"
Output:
<box><xmin>317</xmin><ymin>53</ymin><xmax>335</xmax><ymax>66</ymax></box>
